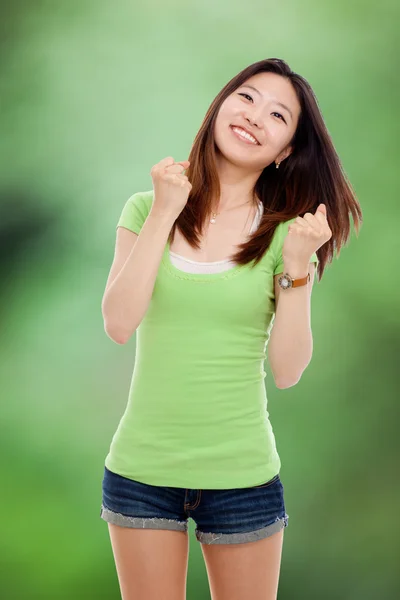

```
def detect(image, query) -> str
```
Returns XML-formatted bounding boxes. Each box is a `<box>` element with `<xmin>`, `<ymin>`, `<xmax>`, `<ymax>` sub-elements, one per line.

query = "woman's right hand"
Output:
<box><xmin>150</xmin><ymin>156</ymin><xmax>192</xmax><ymax>219</ymax></box>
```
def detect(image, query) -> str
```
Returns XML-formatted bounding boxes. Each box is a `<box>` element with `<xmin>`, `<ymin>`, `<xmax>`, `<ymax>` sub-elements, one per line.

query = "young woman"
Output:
<box><xmin>100</xmin><ymin>58</ymin><xmax>362</xmax><ymax>600</ymax></box>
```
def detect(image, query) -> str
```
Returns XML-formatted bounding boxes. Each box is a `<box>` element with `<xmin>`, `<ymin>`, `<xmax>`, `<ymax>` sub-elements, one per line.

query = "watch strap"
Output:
<box><xmin>292</xmin><ymin>273</ymin><xmax>310</xmax><ymax>287</ymax></box>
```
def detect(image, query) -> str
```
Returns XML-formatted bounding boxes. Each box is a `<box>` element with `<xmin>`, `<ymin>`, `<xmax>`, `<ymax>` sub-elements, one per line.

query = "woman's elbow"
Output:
<box><xmin>103</xmin><ymin>320</ymin><xmax>132</xmax><ymax>345</ymax></box>
<box><xmin>274</xmin><ymin>376</ymin><xmax>300</xmax><ymax>389</ymax></box>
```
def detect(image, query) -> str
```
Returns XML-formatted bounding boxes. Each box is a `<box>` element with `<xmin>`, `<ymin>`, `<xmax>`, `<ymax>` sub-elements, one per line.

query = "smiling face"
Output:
<box><xmin>214</xmin><ymin>71</ymin><xmax>301</xmax><ymax>170</ymax></box>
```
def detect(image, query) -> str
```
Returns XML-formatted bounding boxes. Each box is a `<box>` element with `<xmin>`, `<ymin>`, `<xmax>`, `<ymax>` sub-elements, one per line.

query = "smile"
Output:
<box><xmin>230</xmin><ymin>125</ymin><xmax>260</xmax><ymax>146</ymax></box>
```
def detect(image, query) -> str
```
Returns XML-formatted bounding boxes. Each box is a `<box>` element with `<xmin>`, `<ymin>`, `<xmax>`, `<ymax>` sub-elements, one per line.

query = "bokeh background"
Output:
<box><xmin>1</xmin><ymin>0</ymin><xmax>398</xmax><ymax>598</ymax></box>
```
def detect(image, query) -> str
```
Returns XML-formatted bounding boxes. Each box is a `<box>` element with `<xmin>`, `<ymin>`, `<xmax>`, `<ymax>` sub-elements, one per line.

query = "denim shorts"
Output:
<box><xmin>100</xmin><ymin>466</ymin><xmax>289</xmax><ymax>545</ymax></box>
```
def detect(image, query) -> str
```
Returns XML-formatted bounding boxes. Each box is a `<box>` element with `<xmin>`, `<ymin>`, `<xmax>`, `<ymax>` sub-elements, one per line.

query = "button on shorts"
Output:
<box><xmin>100</xmin><ymin>465</ymin><xmax>289</xmax><ymax>545</ymax></box>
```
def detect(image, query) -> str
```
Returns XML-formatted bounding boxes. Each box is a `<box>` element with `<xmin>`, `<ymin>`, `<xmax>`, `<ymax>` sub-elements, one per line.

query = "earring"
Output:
<box><xmin>275</xmin><ymin>162</ymin><xmax>280</xmax><ymax>169</ymax></box>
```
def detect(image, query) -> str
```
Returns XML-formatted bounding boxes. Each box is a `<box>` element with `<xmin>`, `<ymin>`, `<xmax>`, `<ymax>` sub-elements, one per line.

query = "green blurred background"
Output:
<box><xmin>1</xmin><ymin>1</ymin><xmax>398</xmax><ymax>598</ymax></box>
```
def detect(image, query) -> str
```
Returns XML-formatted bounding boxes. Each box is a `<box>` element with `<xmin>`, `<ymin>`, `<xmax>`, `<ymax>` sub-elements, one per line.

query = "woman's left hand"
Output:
<box><xmin>282</xmin><ymin>204</ymin><xmax>332</xmax><ymax>265</ymax></box>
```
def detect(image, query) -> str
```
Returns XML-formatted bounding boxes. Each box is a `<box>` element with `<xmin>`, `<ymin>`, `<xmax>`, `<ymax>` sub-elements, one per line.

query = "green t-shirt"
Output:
<box><xmin>105</xmin><ymin>190</ymin><xmax>319</xmax><ymax>489</ymax></box>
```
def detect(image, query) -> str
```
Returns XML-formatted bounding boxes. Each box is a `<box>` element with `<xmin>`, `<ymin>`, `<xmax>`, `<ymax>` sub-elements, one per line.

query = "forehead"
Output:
<box><xmin>239</xmin><ymin>72</ymin><xmax>300</xmax><ymax>119</ymax></box>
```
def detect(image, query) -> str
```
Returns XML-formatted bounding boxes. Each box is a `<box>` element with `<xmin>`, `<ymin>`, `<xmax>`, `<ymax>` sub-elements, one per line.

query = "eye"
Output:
<box><xmin>238</xmin><ymin>94</ymin><xmax>287</xmax><ymax>124</ymax></box>
<box><xmin>272</xmin><ymin>112</ymin><xmax>286</xmax><ymax>123</ymax></box>
<box><xmin>238</xmin><ymin>92</ymin><xmax>253</xmax><ymax>102</ymax></box>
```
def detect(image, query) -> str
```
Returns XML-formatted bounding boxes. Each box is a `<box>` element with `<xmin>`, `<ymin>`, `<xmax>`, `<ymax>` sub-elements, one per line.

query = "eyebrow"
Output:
<box><xmin>240</xmin><ymin>84</ymin><xmax>293</xmax><ymax>120</ymax></box>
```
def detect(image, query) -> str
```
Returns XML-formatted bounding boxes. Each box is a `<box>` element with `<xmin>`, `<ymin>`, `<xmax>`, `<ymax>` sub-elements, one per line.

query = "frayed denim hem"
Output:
<box><xmin>196</xmin><ymin>513</ymin><xmax>289</xmax><ymax>545</ymax></box>
<box><xmin>100</xmin><ymin>504</ymin><xmax>189</xmax><ymax>532</ymax></box>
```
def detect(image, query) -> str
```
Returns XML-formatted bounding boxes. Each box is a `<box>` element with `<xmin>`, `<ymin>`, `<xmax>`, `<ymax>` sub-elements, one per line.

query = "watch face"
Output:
<box><xmin>278</xmin><ymin>274</ymin><xmax>292</xmax><ymax>289</ymax></box>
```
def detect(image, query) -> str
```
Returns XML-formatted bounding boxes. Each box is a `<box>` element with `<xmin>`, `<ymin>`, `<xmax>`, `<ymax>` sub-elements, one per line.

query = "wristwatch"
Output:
<box><xmin>278</xmin><ymin>272</ymin><xmax>310</xmax><ymax>290</ymax></box>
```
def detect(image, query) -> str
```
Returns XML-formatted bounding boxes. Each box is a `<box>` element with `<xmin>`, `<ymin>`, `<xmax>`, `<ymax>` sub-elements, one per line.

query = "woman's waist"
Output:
<box><xmin>122</xmin><ymin>383</ymin><xmax>269</xmax><ymax>431</ymax></box>
<box><xmin>116</xmin><ymin>406</ymin><xmax>273</xmax><ymax>450</ymax></box>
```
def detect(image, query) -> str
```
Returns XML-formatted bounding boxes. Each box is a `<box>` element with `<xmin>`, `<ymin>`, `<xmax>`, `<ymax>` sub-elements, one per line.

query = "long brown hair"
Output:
<box><xmin>170</xmin><ymin>58</ymin><xmax>362</xmax><ymax>280</ymax></box>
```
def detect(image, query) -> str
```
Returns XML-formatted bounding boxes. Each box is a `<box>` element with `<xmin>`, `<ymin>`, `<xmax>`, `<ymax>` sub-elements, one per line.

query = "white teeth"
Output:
<box><xmin>231</xmin><ymin>126</ymin><xmax>258</xmax><ymax>144</ymax></box>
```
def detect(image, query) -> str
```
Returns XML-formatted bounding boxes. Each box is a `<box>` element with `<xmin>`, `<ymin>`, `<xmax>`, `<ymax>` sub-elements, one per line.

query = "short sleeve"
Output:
<box><xmin>116</xmin><ymin>190</ymin><xmax>154</xmax><ymax>235</ymax></box>
<box><xmin>273</xmin><ymin>218</ymin><xmax>319</xmax><ymax>276</ymax></box>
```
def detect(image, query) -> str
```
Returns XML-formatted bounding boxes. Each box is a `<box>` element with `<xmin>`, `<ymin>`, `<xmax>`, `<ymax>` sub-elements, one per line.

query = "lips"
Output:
<box><xmin>230</xmin><ymin>124</ymin><xmax>261</xmax><ymax>145</ymax></box>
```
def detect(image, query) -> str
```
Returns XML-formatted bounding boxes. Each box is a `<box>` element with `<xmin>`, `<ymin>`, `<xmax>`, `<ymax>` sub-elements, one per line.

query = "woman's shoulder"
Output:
<box><xmin>116</xmin><ymin>190</ymin><xmax>154</xmax><ymax>234</ymax></box>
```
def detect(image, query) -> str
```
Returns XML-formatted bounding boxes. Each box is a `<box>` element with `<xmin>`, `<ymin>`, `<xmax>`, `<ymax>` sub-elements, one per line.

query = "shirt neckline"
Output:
<box><xmin>169</xmin><ymin>249</ymin><xmax>233</xmax><ymax>265</ymax></box>
<box><xmin>162</xmin><ymin>200</ymin><xmax>264</xmax><ymax>281</ymax></box>
<box><xmin>162</xmin><ymin>238</ymin><xmax>250</xmax><ymax>282</ymax></box>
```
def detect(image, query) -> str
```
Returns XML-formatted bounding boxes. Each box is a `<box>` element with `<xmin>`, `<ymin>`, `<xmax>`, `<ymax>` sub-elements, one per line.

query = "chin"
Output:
<box><xmin>218</xmin><ymin>146</ymin><xmax>261</xmax><ymax>170</ymax></box>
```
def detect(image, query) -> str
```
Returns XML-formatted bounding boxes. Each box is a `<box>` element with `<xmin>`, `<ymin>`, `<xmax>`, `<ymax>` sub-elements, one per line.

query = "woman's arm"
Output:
<box><xmin>268</xmin><ymin>260</ymin><xmax>317</xmax><ymax>389</ymax></box>
<box><xmin>101</xmin><ymin>209</ymin><xmax>176</xmax><ymax>344</ymax></box>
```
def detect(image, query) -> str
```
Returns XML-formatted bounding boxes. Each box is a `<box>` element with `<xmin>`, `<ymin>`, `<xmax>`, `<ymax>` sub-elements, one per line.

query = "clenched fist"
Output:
<box><xmin>150</xmin><ymin>156</ymin><xmax>192</xmax><ymax>220</ymax></box>
<box><xmin>283</xmin><ymin>204</ymin><xmax>332</xmax><ymax>265</ymax></box>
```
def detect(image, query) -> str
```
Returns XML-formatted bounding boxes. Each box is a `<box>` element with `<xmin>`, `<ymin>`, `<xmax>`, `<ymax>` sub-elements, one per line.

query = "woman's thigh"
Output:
<box><xmin>108</xmin><ymin>523</ymin><xmax>189</xmax><ymax>600</ymax></box>
<box><xmin>201</xmin><ymin>528</ymin><xmax>284</xmax><ymax>600</ymax></box>
<box><xmin>187</xmin><ymin>472</ymin><xmax>288</xmax><ymax>599</ymax></box>
<box><xmin>100</xmin><ymin>466</ymin><xmax>191</xmax><ymax>599</ymax></box>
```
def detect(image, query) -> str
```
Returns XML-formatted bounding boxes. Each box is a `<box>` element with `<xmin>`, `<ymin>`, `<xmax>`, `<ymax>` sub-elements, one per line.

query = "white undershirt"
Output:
<box><xmin>169</xmin><ymin>201</ymin><xmax>264</xmax><ymax>274</ymax></box>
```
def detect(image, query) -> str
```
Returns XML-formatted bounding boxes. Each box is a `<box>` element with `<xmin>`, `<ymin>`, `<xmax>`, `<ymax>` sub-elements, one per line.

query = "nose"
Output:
<box><xmin>245</xmin><ymin>114</ymin><xmax>260</xmax><ymax>129</ymax></box>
